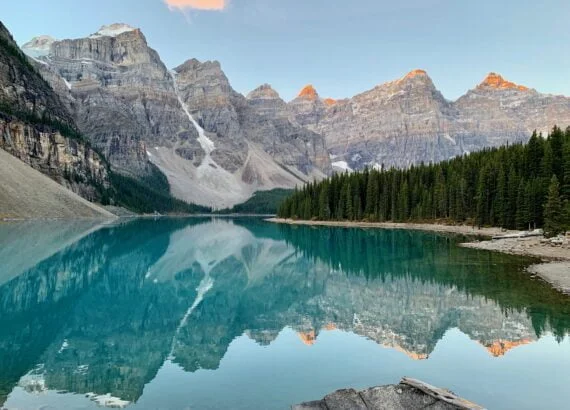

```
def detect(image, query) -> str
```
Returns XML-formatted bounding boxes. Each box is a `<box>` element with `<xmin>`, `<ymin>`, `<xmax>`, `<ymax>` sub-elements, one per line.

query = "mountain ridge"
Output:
<box><xmin>19</xmin><ymin>22</ymin><xmax>570</xmax><ymax>202</ymax></box>
<box><xmin>22</xmin><ymin>23</ymin><xmax>331</xmax><ymax>208</ymax></box>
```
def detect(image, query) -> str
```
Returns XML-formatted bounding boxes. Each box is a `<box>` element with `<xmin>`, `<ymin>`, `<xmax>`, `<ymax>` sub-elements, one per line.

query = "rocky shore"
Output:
<box><xmin>267</xmin><ymin>218</ymin><xmax>570</xmax><ymax>295</ymax></box>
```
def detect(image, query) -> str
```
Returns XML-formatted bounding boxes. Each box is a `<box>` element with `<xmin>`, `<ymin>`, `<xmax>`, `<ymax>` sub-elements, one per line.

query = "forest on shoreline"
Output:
<box><xmin>278</xmin><ymin>127</ymin><xmax>570</xmax><ymax>237</ymax></box>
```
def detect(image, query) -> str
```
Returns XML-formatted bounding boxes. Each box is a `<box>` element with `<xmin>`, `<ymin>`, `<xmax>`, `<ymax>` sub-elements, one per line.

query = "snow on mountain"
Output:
<box><xmin>21</xmin><ymin>35</ymin><xmax>55</xmax><ymax>58</ymax></box>
<box><xmin>89</xmin><ymin>23</ymin><xmax>136</xmax><ymax>38</ymax></box>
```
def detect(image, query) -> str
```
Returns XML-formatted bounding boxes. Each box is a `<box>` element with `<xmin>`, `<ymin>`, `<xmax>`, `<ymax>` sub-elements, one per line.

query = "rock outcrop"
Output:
<box><xmin>0</xmin><ymin>21</ymin><xmax>110</xmax><ymax>202</ymax></box>
<box><xmin>0</xmin><ymin>117</ymin><xmax>109</xmax><ymax>200</ymax></box>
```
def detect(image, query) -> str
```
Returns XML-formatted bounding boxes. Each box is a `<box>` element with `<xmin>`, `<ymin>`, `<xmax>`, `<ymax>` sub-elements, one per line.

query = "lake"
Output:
<box><xmin>1</xmin><ymin>218</ymin><xmax>569</xmax><ymax>410</ymax></box>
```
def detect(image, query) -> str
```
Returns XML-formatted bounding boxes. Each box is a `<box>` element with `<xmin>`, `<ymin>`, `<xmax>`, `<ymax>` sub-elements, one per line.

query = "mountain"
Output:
<box><xmin>289</xmin><ymin>70</ymin><xmax>570</xmax><ymax>170</ymax></box>
<box><xmin>0</xmin><ymin>22</ymin><xmax>110</xmax><ymax>202</ymax></box>
<box><xmin>23</xmin><ymin>23</ymin><xmax>185</xmax><ymax>178</ymax></box>
<box><xmin>17</xmin><ymin>21</ymin><xmax>570</xmax><ymax>204</ymax></box>
<box><xmin>23</xmin><ymin>25</ymin><xmax>331</xmax><ymax>208</ymax></box>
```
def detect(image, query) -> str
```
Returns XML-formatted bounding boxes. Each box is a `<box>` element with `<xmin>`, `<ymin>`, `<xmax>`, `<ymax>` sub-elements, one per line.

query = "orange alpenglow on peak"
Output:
<box><xmin>298</xmin><ymin>84</ymin><xmax>319</xmax><ymax>100</ymax></box>
<box><xmin>479</xmin><ymin>72</ymin><xmax>529</xmax><ymax>91</ymax></box>
<box><xmin>405</xmin><ymin>69</ymin><xmax>428</xmax><ymax>78</ymax></box>
<box><xmin>396</xmin><ymin>69</ymin><xmax>429</xmax><ymax>84</ymax></box>
<box><xmin>323</xmin><ymin>98</ymin><xmax>337</xmax><ymax>106</ymax></box>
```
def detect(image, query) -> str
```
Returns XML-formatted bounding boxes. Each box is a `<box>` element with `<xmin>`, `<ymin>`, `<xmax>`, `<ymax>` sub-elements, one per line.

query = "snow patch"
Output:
<box><xmin>169</xmin><ymin>70</ymin><xmax>215</xmax><ymax>155</ymax></box>
<box><xmin>62</xmin><ymin>78</ymin><xmax>72</xmax><ymax>90</ymax></box>
<box><xmin>442</xmin><ymin>134</ymin><xmax>456</xmax><ymax>145</ymax></box>
<box><xmin>90</xmin><ymin>24</ymin><xmax>136</xmax><ymax>38</ymax></box>
<box><xmin>332</xmin><ymin>161</ymin><xmax>352</xmax><ymax>172</ymax></box>
<box><xmin>30</xmin><ymin>56</ymin><xmax>48</xmax><ymax>65</ymax></box>
<box><xmin>21</xmin><ymin>35</ymin><xmax>55</xmax><ymax>58</ymax></box>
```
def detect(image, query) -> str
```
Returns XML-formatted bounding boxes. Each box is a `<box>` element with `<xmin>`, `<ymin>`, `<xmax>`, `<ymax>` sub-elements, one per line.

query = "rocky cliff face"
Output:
<box><xmin>454</xmin><ymin>73</ymin><xmax>570</xmax><ymax>144</ymax></box>
<box><xmin>0</xmin><ymin>116</ymin><xmax>109</xmax><ymax>200</ymax></box>
<box><xmin>239</xmin><ymin>84</ymin><xmax>331</xmax><ymax>175</ymax></box>
<box><xmin>24</xmin><ymin>24</ymin><xmax>188</xmax><ymax>177</ymax></box>
<box><xmin>20</xmin><ymin>21</ymin><xmax>570</xmax><ymax>198</ymax></box>
<box><xmin>23</xmin><ymin>25</ymin><xmax>332</xmax><ymax>208</ymax></box>
<box><xmin>289</xmin><ymin>70</ymin><xmax>570</xmax><ymax>170</ymax></box>
<box><xmin>0</xmin><ymin>21</ymin><xmax>110</xmax><ymax>201</ymax></box>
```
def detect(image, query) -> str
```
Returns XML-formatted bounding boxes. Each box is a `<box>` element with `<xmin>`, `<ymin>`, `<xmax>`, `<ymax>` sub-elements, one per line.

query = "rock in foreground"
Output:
<box><xmin>293</xmin><ymin>378</ymin><xmax>484</xmax><ymax>410</ymax></box>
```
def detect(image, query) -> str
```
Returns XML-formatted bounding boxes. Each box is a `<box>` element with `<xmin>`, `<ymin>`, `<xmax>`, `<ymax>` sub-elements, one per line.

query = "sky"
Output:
<box><xmin>3</xmin><ymin>0</ymin><xmax>570</xmax><ymax>101</ymax></box>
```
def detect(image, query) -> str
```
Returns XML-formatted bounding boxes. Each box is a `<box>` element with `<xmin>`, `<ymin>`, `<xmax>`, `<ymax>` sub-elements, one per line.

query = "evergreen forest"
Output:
<box><xmin>278</xmin><ymin>127</ymin><xmax>570</xmax><ymax>237</ymax></box>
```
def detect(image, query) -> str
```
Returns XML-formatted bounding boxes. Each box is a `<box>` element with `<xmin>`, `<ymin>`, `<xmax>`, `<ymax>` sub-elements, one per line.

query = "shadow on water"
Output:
<box><xmin>0</xmin><ymin>218</ymin><xmax>569</xmax><ymax>408</ymax></box>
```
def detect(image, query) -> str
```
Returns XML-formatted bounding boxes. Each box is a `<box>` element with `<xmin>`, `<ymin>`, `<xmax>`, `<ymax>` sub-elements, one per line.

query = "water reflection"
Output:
<box><xmin>0</xmin><ymin>218</ymin><xmax>569</xmax><ymax>409</ymax></box>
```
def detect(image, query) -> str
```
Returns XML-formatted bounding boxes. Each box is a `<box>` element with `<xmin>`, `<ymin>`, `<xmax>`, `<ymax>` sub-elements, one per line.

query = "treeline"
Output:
<box><xmin>218</xmin><ymin>189</ymin><xmax>293</xmax><ymax>214</ymax></box>
<box><xmin>278</xmin><ymin>127</ymin><xmax>570</xmax><ymax>236</ymax></box>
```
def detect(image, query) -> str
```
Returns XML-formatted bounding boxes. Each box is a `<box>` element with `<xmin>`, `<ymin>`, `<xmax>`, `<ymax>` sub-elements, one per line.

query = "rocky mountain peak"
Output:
<box><xmin>175</xmin><ymin>58</ymin><xmax>222</xmax><ymax>73</ymax></box>
<box><xmin>395</xmin><ymin>69</ymin><xmax>433</xmax><ymax>87</ymax></box>
<box><xmin>297</xmin><ymin>84</ymin><xmax>319</xmax><ymax>100</ymax></box>
<box><xmin>323</xmin><ymin>98</ymin><xmax>337</xmax><ymax>106</ymax></box>
<box><xmin>403</xmin><ymin>69</ymin><xmax>428</xmax><ymax>79</ymax></box>
<box><xmin>246</xmin><ymin>84</ymin><xmax>281</xmax><ymax>100</ymax></box>
<box><xmin>90</xmin><ymin>23</ymin><xmax>138</xmax><ymax>38</ymax></box>
<box><xmin>21</xmin><ymin>35</ymin><xmax>56</xmax><ymax>57</ymax></box>
<box><xmin>478</xmin><ymin>72</ymin><xmax>529</xmax><ymax>91</ymax></box>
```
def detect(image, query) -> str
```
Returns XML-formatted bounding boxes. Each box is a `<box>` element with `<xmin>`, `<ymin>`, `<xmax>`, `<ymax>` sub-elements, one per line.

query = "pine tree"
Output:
<box><xmin>515</xmin><ymin>180</ymin><xmax>529</xmax><ymax>230</ymax></box>
<box><xmin>526</xmin><ymin>130</ymin><xmax>543</xmax><ymax>177</ymax></box>
<box><xmin>562</xmin><ymin>142</ymin><xmax>570</xmax><ymax>200</ymax></box>
<box><xmin>318</xmin><ymin>182</ymin><xmax>331</xmax><ymax>220</ymax></box>
<box><xmin>365</xmin><ymin>171</ymin><xmax>379</xmax><ymax>220</ymax></box>
<box><xmin>544</xmin><ymin>175</ymin><xmax>563</xmax><ymax>237</ymax></box>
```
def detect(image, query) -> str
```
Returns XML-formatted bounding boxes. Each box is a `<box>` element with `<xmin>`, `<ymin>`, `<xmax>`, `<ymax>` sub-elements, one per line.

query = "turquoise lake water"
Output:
<box><xmin>1</xmin><ymin>218</ymin><xmax>570</xmax><ymax>409</ymax></box>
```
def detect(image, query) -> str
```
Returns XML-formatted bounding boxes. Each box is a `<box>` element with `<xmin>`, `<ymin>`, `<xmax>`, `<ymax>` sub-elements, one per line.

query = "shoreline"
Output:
<box><xmin>267</xmin><ymin>218</ymin><xmax>515</xmax><ymax>237</ymax></box>
<box><xmin>267</xmin><ymin>218</ymin><xmax>570</xmax><ymax>296</ymax></box>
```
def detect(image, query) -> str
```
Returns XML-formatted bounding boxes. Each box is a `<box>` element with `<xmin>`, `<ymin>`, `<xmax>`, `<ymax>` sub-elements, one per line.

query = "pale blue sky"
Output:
<box><xmin>3</xmin><ymin>0</ymin><xmax>569</xmax><ymax>101</ymax></box>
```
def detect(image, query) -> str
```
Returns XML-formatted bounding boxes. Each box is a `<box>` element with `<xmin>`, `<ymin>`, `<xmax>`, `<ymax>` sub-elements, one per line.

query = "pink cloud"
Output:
<box><xmin>165</xmin><ymin>0</ymin><xmax>227</xmax><ymax>11</ymax></box>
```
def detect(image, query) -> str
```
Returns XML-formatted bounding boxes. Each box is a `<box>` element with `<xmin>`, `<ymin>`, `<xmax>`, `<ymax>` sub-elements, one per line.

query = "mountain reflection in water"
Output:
<box><xmin>1</xmin><ymin>218</ymin><xmax>569</xmax><ymax>410</ymax></box>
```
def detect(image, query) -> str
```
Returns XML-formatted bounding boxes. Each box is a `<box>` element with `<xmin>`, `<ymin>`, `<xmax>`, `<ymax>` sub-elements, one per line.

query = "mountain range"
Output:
<box><xmin>2</xmin><ymin>20</ymin><xmax>570</xmax><ymax>211</ymax></box>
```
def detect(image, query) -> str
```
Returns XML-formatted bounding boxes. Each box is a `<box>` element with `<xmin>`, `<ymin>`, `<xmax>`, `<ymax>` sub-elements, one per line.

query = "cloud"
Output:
<box><xmin>165</xmin><ymin>0</ymin><xmax>227</xmax><ymax>11</ymax></box>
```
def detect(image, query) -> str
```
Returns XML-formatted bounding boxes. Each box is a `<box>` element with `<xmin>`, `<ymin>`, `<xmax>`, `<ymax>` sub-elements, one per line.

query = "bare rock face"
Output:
<box><xmin>0</xmin><ymin>117</ymin><xmax>109</xmax><ymax>201</ymax></box>
<box><xmin>290</xmin><ymin>70</ymin><xmax>570</xmax><ymax>171</ymax></box>
<box><xmin>239</xmin><ymin>84</ymin><xmax>331</xmax><ymax>175</ymax></box>
<box><xmin>0</xmin><ymin>21</ymin><xmax>109</xmax><ymax>202</ymax></box>
<box><xmin>24</xmin><ymin>24</ymin><xmax>195</xmax><ymax>177</ymax></box>
<box><xmin>173</xmin><ymin>59</ymin><xmax>246</xmax><ymax>172</ymax></box>
<box><xmin>454</xmin><ymin>73</ymin><xmax>570</xmax><ymax>146</ymax></box>
<box><xmin>290</xmin><ymin>70</ymin><xmax>460</xmax><ymax>170</ymax></box>
<box><xmin>288</xmin><ymin>85</ymin><xmax>328</xmax><ymax>132</ymax></box>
